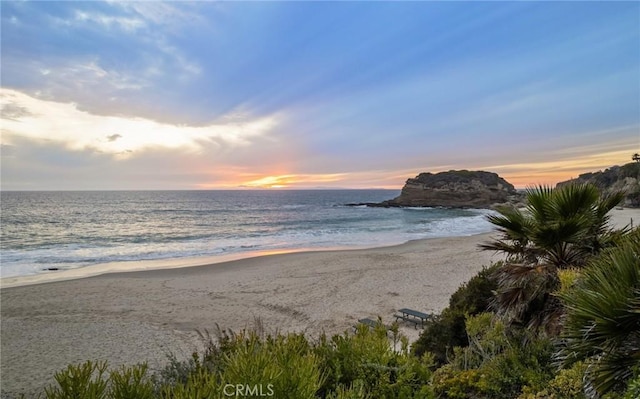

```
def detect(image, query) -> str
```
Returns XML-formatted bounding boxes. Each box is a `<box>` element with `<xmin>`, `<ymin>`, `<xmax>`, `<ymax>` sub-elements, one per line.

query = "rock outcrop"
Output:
<box><xmin>556</xmin><ymin>162</ymin><xmax>640</xmax><ymax>208</ymax></box>
<box><xmin>379</xmin><ymin>170</ymin><xmax>519</xmax><ymax>208</ymax></box>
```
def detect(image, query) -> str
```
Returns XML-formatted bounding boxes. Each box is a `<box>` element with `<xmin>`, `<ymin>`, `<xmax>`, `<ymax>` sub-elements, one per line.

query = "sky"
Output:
<box><xmin>1</xmin><ymin>1</ymin><xmax>638</xmax><ymax>190</ymax></box>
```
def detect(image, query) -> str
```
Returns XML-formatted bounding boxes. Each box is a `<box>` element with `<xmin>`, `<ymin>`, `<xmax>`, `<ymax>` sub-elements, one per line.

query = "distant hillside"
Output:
<box><xmin>556</xmin><ymin>162</ymin><xmax>640</xmax><ymax>207</ymax></box>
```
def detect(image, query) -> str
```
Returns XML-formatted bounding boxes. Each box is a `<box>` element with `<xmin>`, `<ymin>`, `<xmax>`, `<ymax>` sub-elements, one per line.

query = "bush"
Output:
<box><xmin>433</xmin><ymin>340</ymin><xmax>554</xmax><ymax>399</ymax></box>
<box><xmin>448</xmin><ymin>262</ymin><xmax>501</xmax><ymax>315</ymax></box>
<box><xmin>547</xmin><ymin>361</ymin><xmax>587</xmax><ymax>399</ymax></box>
<box><xmin>621</xmin><ymin>371</ymin><xmax>640</xmax><ymax>399</ymax></box>
<box><xmin>315</xmin><ymin>323</ymin><xmax>434</xmax><ymax>398</ymax></box>
<box><xmin>109</xmin><ymin>364</ymin><xmax>155</xmax><ymax>399</ymax></box>
<box><xmin>44</xmin><ymin>324</ymin><xmax>434</xmax><ymax>399</ymax></box>
<box><xmin>43</xmin><ymin>361</ymin><xmax>155</xmax><ymax>399</ymax></box>
<box><xmin>412</xmin><ymin>263</ymin><xmax>499</xmax><ymax>364</ymax></box>
<box><xmin>480</xmin><ymin>339</ymin><xmax>554</xmax><ymax>398</ymax></box>
<box><xmin>452</xmin><ymin>313</ymin><xmax>509</xmax><ymax>370</ymax></box>
<box><xmin>44</xmin><ymin>360</ymin><xmax>109</xmax><ymax>399</ymax></box>
<box><xmin>222</xmin><ymin>332</ymin><xmax>320</xmax><ymax>399</ymax></box>
<box><xmin>431</xmin><ymin>365</ymin><xmax>485</xmax><ymax>399</ymax></box>
<box><xmin>431</xmin><ymin>313</ymin><xmax>554</xmax><ymax>399</ymax></box>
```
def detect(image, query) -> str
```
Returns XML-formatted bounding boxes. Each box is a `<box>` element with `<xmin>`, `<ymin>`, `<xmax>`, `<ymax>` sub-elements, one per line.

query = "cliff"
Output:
<box><xmin>556</xmin><ymin>162</ymin><xmax>640</xmax><ymax>208</ymax></box>
<box><xmin>380</xmin><ymin>170</ymin><xmax>520</xmax><ymax>208</ymax></box>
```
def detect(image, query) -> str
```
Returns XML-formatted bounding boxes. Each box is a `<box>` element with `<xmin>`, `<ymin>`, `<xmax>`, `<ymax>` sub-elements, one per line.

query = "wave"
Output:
<box><xmin>0</xmin><ymin>191</ymin><xmax>495</xmax><ymax>278</ymax></box>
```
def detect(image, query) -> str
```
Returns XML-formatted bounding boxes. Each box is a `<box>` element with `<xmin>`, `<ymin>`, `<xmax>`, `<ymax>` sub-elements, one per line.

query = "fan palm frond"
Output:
<box><xmin>482</xmin><ymin>183</ymin><xmax>630</xmax><ymax>334</ymax></box>
<box><xmin>558</xmin><ymin>231</ymin><xmax>640</xmax><ymax>396</ymax></box>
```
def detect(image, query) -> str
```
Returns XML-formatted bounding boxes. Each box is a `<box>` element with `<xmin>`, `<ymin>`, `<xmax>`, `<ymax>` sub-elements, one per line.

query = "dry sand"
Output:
<box><xmin>1</xmin><ymin>208</ymin><xmax>637</xmax><ymax>397</ymax></box>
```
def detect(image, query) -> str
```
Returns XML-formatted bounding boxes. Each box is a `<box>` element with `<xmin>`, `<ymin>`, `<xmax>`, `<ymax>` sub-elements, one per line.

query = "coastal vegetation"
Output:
<box><xmin>557</xmin><ymin>161</ymin><xmax>640</xmax><ymax>207</ymax></box>
<box><xmin>480</xmin><ymin>184</ymin><xmax>627</xmax><ymax>333</ymax></box>
<box><xmin>39</xmin><ymin>184</ymin><xmax>639</xmax><ymax>398</ymax></box>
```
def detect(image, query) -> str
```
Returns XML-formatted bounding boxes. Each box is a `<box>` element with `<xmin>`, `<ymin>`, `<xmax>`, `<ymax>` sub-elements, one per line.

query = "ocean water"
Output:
<box><xmin>0</xmin><ymin>190</ymin><xmax>495</xmax><ymax>278</ymax></box>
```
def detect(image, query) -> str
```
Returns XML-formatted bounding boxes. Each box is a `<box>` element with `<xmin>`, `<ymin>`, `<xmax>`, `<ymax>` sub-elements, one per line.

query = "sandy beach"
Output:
<box><xmin>1</xmin><ymin>208</ymin><xmax>637</xmax><ymax>397</ymax></box>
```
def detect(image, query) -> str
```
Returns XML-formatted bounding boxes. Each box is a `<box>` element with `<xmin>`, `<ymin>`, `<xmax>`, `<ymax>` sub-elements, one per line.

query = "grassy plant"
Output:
<box><xmin>158</xmin><ymin>369</ymin><xmax>220</xmax><ymax>399</ymax></box>
<box><xmin>220</xmin><ymin>332</ymin><xmax>321</xmax><ymax>399</ymax></box>
<box><xmin>44</xmin><ymin>360</ymin><xmax>109</xmax><ymax>399</ymax></box>
<box><xmin>555</xmin><ymin>267</ymin><xmax>581</xmax><ymax>298</ymax></box>
<box><xmin>313</xmin><ymin>322</ymin><xmax>434</xmax><ymax>398</ymax></box>
<box><xmin>109</xmin><ymin>364</ymin><xmax>154</xmax><ymax>399</ymax></box>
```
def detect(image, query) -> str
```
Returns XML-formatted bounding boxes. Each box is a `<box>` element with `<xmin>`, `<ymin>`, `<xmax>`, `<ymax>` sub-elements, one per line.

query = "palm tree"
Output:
<box><xmin>557</xmin><ymin>228</ymin><xmax>640</xmax><ymax>398</ymax></box>
<box><xmin>481</xmin><ymin>184</ymin><xmax>627</xmax><ymax>332</ymax></box>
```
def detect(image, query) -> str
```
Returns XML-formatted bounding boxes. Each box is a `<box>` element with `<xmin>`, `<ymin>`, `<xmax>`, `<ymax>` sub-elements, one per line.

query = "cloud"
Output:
<box><xmin>106</xmin><ymin>134</ymin><xmax>122</xmax><ymax>142</ymax></box>
<box><xmin>69</xmin><ymin>9</ymin><xmax>146</xmax><ymax>32</ymax></box>
<box><xmin>1</xmin><ymin>135</ymin><xmax>198</xmax><ymax>190</ymax></box>
<box><xmin>1</xmin><ymin>103</ymin><xmax>34</xmax><ymax>120</ymax></box>
<box><xmin>1</xmin><ymin>1</ymin><xmax>204</xmax><ymax>124</ymax></box>
<box><xmin>1</xmin><ymin>2</ymin><xmax>637</xmax><ymax>190</ymax></box>
<box><xmin>108</xmin><ymin>1</ymin><xmax>206</xmax><ymax>30</ymax></box>
<box><xmin>0</xmin><ymin>89</ymin><xmax>281</xmax><ymax>158</ymax></box>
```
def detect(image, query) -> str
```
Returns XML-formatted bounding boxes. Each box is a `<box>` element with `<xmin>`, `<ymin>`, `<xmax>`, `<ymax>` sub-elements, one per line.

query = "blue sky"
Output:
<box><xmin>1</xmin><ymin>1</ymin><xmax>638</xmax><ymax>190</ymax></box>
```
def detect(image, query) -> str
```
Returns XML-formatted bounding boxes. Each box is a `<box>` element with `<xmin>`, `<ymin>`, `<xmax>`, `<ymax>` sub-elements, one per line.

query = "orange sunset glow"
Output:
<box><xmin>1</xmin><ymin>2</ymin><xmax>638</xmax><ymax>191</ymax></box>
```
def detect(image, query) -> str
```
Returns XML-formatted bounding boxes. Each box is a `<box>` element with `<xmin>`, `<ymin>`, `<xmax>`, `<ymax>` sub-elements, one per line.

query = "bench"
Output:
<box><xmin>393</xmin><ymin>314</ymin><xmax>421</xmax><ymax>328</ymax></box>
<box><xmin>358</xmin><ymin>318</ymin><xmax>378</xmax><ymax>328</ymax></box>
<box><xmin>394</xmin><ymin>308</ymin><xmax>432</xmax><ymax>329</ymax></box>
<box><xmin>353</xmin><ymin>318</ymin><xmax>390</xmax><ymax>332</ymax></box>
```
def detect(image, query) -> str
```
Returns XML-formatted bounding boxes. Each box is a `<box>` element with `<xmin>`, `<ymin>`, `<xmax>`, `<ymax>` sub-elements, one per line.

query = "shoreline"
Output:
<box><xmin>4</xmin><ymin>206</ymin><xmax>634</xmax><ymax>290</ymax></box>
<box><xmin>3</xmin><ymin>206</ymin><xmax>637</xmax><ymax>290</ymax></box>
<box><xmin>0</xmin><ymin>235</ymin><xmax>481</xmax><ymax>289</ymax></box>
<box><xmin>1</xmin><ymin>208</ymin><xmax>637</xmax><ymax>397</ymax></box>
<box><xmin>1</xmin><ymin>232</ymin><xmax>498</xmax><ymax>397</ymax></box>
<box><xmin>0</xmin><ymin>246</ymin><xmax>356</xmax><ymax>289</ymax></box>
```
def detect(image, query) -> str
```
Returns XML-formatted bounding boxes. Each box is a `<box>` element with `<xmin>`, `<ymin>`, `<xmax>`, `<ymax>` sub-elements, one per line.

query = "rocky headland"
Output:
<box><xmin>356</xmin><ymin>170</ymin><xmax>521</xmax><ymax>209</ymax></box>
<box><xmin>556</xmin><ymin>161</ymin><xmax>640</xmax><ymax>208</ymax></box>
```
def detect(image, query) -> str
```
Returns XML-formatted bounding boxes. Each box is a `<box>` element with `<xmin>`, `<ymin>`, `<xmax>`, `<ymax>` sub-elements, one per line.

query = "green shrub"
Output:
<box><xmin>315</xmin><ymin>323</ymin><xmax>433</xmax><ymax>398</ymax></box>
<box><xmin>158</xmin><ymin>369</ymin><xmax>220</xmax><ymax>399</ymax></box>
<box><xmin>44</xmin><ymin>360</ymin><xmax>109</xmax><ymax>399</ymax></box>
<box><xmin>448</xmin><ymin>262</ymin><xmax>500</xmax><ymax>314</ymax></box>
<box><xmin>452</xmin><ymin>313</ymin><xmax>509</xmax><ymax>370</ymax></box>
<box><xmin>547</xmin><ymin>362</ymin><xmax>587</xmax><ymax>399</ymax></box>
<box><xmin>519</xmin><ymin>362</ymin><xmax>589</xmax><ymax>399</ymax></box>
<box><xmin>554</xmin><ymin>268</ymin><xmax>581</xmax><ymax>298</ymax></box>
<box><xmin>153</xmin><ymin>352</ymin><xmax>203</xmax><ymax>389</ymax></box>
<box><xmin>411</xmin><ymin>310</ymin><xmax>464</xmax><ymax>365</ymax></box>
<box><xmin>220</xmin><ymin>332</ymin><xmax>321</xmax><ymax>399</ymax></box>
<box><xmin>413</xmin><ymin>263</ymin><xmax>499</xmax><ymax>364</ymax></box>
<box><xmin>42</xmin><ymin>323</ymin><xmax>434</xmax><ymax>398</ymax></box>
<box><xmin>432</xmin><ymin>365</ymin><xmax>486</xmax><ymax>399</ymax></box>
<box><xmin>479</xmin><ymin>340</ymin><xmax>554</xmax><ymax>399</ymax></box>
<box><xmin>109</xmin><ymin>364</ymin><xmax>155</xmax><ymax>399</ymax></box>
<box><xmin>325</xmin><ymin>380</ymin><xmax>367</xmax><ymax>399</ymax></box>
<box><xmin>622</xmin><ymin>371</ymin><xmax>640</xmax><ymax>399</ymax></box>
<box><xmin>431</xmin><ymin>313</ymin><xmax>554</xmax><ymax>399</ymax></box>
<box><xmin>433</xmin><ymin>341</ymin><xmax>554</xmax><ymax>399</ymax></box>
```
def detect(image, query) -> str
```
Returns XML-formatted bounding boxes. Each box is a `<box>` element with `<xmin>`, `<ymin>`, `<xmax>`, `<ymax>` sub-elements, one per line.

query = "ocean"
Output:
<box><xmin>0</xmin><ymin>190</ymin><xmax>495</xmax><ymax>278</ymax></box>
